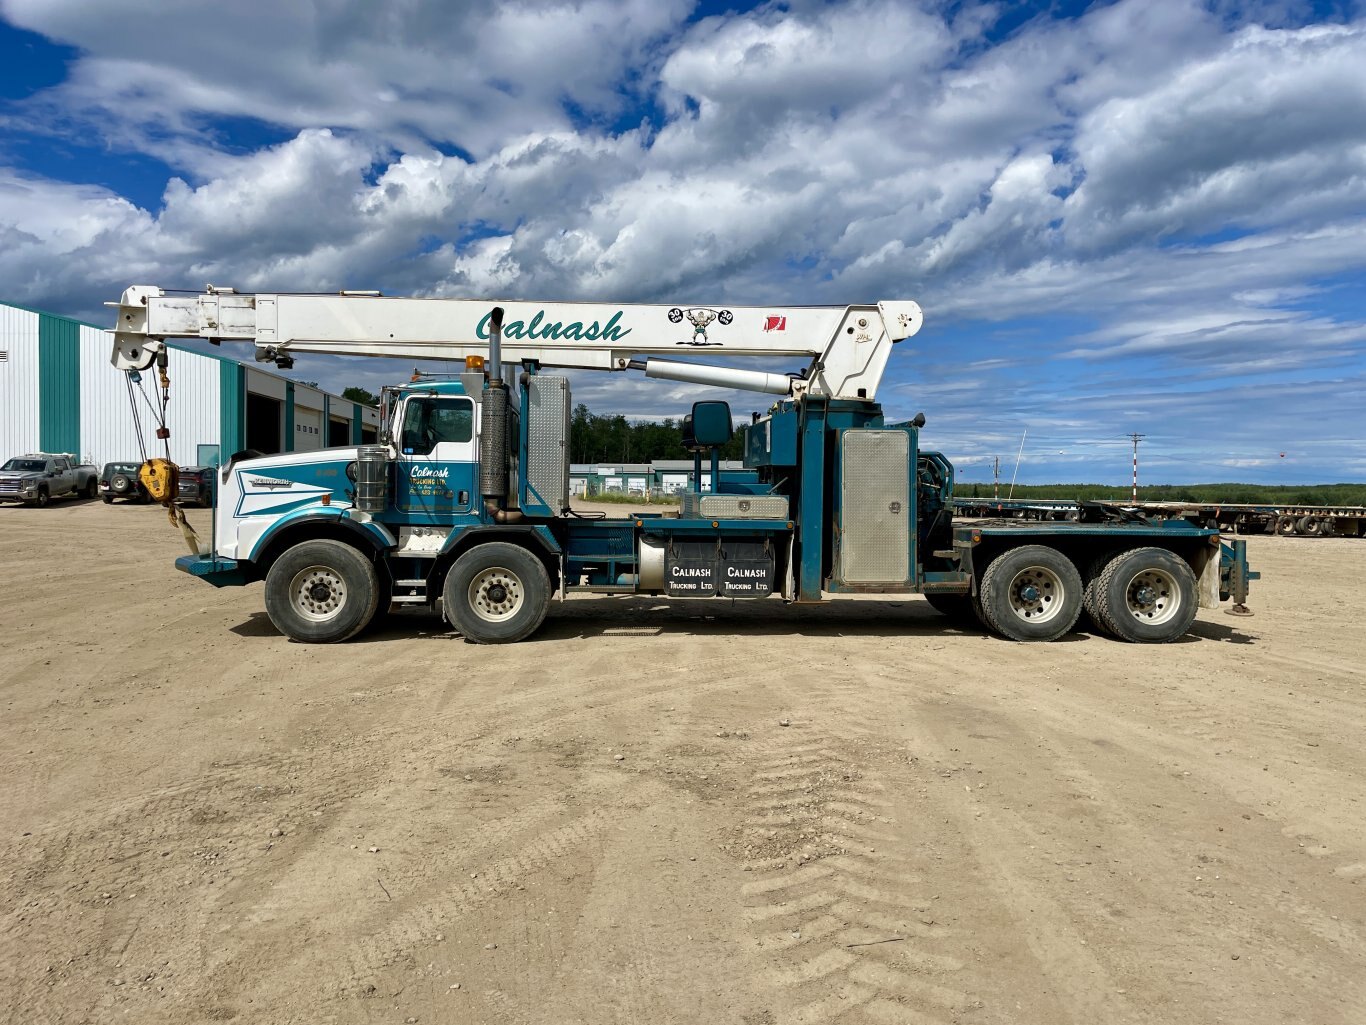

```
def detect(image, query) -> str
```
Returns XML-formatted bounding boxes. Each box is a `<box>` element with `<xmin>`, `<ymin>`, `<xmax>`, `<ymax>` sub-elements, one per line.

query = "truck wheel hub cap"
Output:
<box><xmin>291</xmin><ymin>567</ymin><xmax>346</xmax><ymax>622</ymax></box>
<box><xmin>1126</xmin><ymin>569</ymin><xmax>1178</xmax><ymax>624</ymax></box>
<box><xmin>1007</xmin><ymin>566</ymin><xmax>1062</xmax><ymax>623</ymax></box>
<box><xmin>469</xmin><ymin>567</ymin><xmax>523</xmax><ymax>623</ymax></box>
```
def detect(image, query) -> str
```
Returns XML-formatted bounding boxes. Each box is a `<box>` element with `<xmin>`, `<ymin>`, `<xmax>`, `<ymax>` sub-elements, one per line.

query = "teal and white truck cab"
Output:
<box><xmin>110</xmin><ymin>286</ymin><xmax>1257</xmax><ymax>645</ymax></box>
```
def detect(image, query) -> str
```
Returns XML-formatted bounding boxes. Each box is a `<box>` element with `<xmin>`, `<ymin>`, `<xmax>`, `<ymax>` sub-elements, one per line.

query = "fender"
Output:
<box><xmin>246</xmin><ymin>507</ymin><xmax>398</xmax><ymax>565</ymax></box>
<box><xmin>439</xmin><ymin>523</ymin><xmax>562</xmax><ymax>560</ymax></box>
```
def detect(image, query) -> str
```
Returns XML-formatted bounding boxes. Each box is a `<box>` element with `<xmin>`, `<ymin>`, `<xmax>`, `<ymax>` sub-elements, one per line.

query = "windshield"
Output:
<box><xmin>2</xmin><ymin>459</ymin><xmax>47</xmax><ymax>472</ymax></box>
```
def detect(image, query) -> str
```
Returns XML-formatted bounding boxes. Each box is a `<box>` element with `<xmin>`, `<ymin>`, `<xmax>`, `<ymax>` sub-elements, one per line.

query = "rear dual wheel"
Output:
<box><xmin>1090</xmin><ymin>547</ymin><xmax>1198</xmax><ymax>643</ymax></box>
<box><xmin>978</xmin><ymin>545</ymin><xmax>1082</xmax><ymax>642</ymax></box>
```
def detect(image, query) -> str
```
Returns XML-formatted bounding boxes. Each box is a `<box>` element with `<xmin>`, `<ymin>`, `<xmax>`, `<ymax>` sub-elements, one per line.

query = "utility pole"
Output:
<box><xmin>993</xmin><ymin>455</ymin><xmax>1000</xmax><ymax>499</ymax></box>
<box><xmin>1126</xmin><ymin>433</ymin><xmax>1146</xmax><ymax>504</ymax></box>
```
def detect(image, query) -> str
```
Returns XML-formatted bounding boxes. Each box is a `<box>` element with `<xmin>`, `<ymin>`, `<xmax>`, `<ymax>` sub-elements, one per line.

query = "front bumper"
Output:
<box><xmin>175</xmin><ymin>553</ymin><xmax>249</xmax><ymax>587</ymax></box>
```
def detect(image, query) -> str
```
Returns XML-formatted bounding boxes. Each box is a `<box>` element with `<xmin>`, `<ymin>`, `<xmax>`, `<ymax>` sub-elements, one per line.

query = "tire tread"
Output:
<box><xmin>263</xmin><ymin>539</ymin><xmax>380</xmax><ymax>644</ymax></box>
<box><xmin>1093</xmin><ymin>547</ymin><xmax>1197</xmax><ymax>643</ymax></box>
<box><xmin>978</xmin><ymin>545</ymin><xmax>1082</xmax><ymax>642</ymax></box>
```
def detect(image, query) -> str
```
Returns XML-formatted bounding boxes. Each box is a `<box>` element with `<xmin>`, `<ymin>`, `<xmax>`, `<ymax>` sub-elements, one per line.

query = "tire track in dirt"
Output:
<box><xmin>730</xmin><ymin>731</ymin><xmax>974</xmax><ymax>1025</ymax></box>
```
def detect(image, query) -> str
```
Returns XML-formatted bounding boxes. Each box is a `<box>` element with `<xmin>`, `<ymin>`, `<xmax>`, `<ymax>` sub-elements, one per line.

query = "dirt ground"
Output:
<box><xmin>2</xmin><ymin>499</ymin><xmax>1363</xmax><ymax>1025</ymax></box>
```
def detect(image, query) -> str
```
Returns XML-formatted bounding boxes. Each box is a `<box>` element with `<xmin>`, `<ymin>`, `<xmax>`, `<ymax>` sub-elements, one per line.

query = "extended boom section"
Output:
<box><xmin>110</xmin><ymin>286</ymin><xmax>924</xmax><ymax>401</ymax></box>
<box><xmin>107</xmin><ymin>283</ymin><xmax>1256</xmax><ymax>645</ymax></box>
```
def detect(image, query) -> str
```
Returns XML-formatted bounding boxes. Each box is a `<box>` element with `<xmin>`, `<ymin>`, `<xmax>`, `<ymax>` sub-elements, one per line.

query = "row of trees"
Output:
<box><xmin>569</xmin><ymin>404</ymin><xmax>744</xmax><ymax>463</ymax></box>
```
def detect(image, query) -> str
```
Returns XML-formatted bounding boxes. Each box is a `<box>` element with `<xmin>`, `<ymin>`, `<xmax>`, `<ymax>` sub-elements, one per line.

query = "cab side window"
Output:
<box><xmin>401</xmin><ymin>398</ymin><xmax>474</xmax><ymax>454</ymax></box>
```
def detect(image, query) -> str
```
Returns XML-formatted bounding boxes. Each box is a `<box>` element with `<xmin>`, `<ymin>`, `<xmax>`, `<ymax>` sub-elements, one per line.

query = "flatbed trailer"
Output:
<box><xmin>953</xmin><ymin>497</ymin><xmax>1365</xmax><ymax>537</ymax></box>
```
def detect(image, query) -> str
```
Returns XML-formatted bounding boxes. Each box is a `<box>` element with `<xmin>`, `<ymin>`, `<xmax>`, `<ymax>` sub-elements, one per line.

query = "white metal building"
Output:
<box><xmin>1</xmin><ymin>299</ymin><xmax>378</xmax><ymax>468</ymax></box>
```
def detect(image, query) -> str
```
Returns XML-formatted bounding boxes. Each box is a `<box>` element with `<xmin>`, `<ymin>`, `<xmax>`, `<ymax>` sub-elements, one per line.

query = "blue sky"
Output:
<box><xmin>2</xmin><ymin>0</ymin><xmax>1364</xmax><ymax>485</ymax></box>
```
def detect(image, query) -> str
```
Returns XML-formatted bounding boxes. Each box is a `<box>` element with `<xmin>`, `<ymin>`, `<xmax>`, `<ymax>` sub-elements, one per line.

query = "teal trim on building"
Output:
<box><xmin>38</xmin><ymin>313</ymin><xmax>81</xmax><ymax>454</ymax></box>
<box><xmin>219</xmin><ymin>362</ymin><xmax>246</xmax><ymax>457</ymax></box>
<box><xmin>285</xmin><ymin>382</ymin><xmax>296</xmax><ymax>453</ymax></box>
<box><xmin>352</xmin><ymin>403</ymin><xmax>363</xmax><ymax>444</ymax></box>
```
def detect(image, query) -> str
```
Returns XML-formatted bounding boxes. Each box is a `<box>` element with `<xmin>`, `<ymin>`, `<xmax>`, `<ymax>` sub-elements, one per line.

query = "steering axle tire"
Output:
<box><xmin>443</xmin><ymin>543</ymin><xmax>551</xmax><ymax>644</ymax></box>
<box><xmin>264</xmin><ymin>539</ymin><xmax>380</xmax><ymax>643</ymax></box>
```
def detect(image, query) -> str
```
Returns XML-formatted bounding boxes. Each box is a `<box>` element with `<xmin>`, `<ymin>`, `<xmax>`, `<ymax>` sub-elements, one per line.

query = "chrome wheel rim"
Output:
<box><xmin>1125</xmin><ymin>568</ymin><xmax>1180</xmax><ymax>624</ymax></box>
<box><xmin>468</xmin><ymin>566</ymin><xmax>524</xmax><ymax>623</ymax></box>
<box><xmin>1007</xmin><ymin>565</ymin><xmax>1064</xmax><ymax>623</ymax></box>
<box><xmin>290</xmin><ymin>565</ymin><xmax>347</xmax><ymax>622</ymax></box>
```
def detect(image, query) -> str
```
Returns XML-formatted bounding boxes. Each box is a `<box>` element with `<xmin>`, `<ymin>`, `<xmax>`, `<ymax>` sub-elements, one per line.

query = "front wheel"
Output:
<box><xmin>978</xmin><ymin>545</ymin><xmax>1083</xmax><ymax>642</ymax></box>
<box><xmin>1091</xmin><ymin>547</ymin><xmax>1198</xmax><ymax>643</ymax></box>
<box><xmin>443</xmin><ymin>543</ymin><xmax>552</xmax><ymax>644</ymax></box>
<box><xmin>263</xmin><ymin>540</ymin><xmax>380</xmax><ymax>643</ymax></box>
<box><xmin>32</xmin><ymin>488</ymin><xmax>50</xmax><ymax>508</ymax></box>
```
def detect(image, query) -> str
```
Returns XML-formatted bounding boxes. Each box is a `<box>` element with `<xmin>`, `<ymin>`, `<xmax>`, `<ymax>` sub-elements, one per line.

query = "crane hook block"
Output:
<box><xmin>139</xmin><ymin>458</ymin><xmax>179</xmax><ymax>503</ymax></box>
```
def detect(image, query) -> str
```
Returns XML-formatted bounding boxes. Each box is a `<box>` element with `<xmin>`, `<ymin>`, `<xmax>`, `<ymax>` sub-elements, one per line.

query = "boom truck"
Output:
<box><xmin>109</xmin><ymin>285</ymin><xmax>1256</xmax><ymax>645</ymax></box>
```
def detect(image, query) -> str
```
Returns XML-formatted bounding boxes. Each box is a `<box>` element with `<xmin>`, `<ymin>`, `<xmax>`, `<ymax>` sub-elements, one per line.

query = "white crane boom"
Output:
<box><xmin>109</xmin><ymin>286</ymin><xmax>923</xmax><ymax>400</ymax></box>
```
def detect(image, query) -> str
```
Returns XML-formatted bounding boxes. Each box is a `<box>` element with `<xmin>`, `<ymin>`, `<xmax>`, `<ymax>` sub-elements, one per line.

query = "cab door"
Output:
<box><xmin>393</xmin><ymin>395</ymin><xmax>478</xmax><ymax>517</ymax></box>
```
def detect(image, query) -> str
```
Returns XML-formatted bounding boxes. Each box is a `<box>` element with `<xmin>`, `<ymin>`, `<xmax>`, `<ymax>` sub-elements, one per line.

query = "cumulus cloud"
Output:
<box><xmin>1</xmin><ymin>0</ymin><xmax>692</xmax><ymax>160</ymax></box>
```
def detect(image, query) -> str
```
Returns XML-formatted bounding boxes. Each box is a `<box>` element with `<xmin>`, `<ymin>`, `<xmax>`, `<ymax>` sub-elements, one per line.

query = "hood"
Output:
<box><xmin>0</xmin><ymin>470</ymin><xmax>43</xmax><ymax>481</ymax></box>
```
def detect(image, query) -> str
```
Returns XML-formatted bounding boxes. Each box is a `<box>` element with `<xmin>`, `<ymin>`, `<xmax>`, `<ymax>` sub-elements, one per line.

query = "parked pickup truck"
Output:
<box><xmin>0</xmin><ymin>453</ymin><xmax>99</xmax><ymax>506</ymax></box>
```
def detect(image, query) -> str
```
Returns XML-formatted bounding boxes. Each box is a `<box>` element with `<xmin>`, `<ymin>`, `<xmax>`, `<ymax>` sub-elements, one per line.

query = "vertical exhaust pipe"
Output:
<box><xmin>480</xmin><ymin>307</ymin><xmax>518</xmax><ymax>520</ymax></box>
<box><xmin>487</xmin><ymin>305</ymin><xmax>503</xmax><ymax>381</ymax></box>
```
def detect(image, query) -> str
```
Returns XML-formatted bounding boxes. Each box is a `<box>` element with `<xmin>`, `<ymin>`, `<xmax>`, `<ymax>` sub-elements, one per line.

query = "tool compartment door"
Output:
<box><xmin>836</xmin><ymin>429</ymin><xmax>911</xmax><ymax>586</ymax></box>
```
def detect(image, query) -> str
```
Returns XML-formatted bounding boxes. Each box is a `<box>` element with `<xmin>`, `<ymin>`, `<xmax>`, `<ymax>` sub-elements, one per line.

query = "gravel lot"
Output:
<box><xmin>2</xmin><ymin>499</ymin><xmax>1363</xmax><ymax>1024</ymax></box>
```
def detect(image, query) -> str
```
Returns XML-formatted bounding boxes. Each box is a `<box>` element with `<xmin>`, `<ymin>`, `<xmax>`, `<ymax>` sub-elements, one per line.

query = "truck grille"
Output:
<box><xmin>0</xmin><ymin>481</ymin><xmax>24</xmax><ymax>494</ymax></box>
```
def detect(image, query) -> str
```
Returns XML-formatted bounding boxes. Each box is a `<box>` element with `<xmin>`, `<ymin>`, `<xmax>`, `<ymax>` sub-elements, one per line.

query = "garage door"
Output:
<box><xmin>294</xmin><ymin>406</ymin><xmax>323</xmax><ymax>452</ymax></box>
